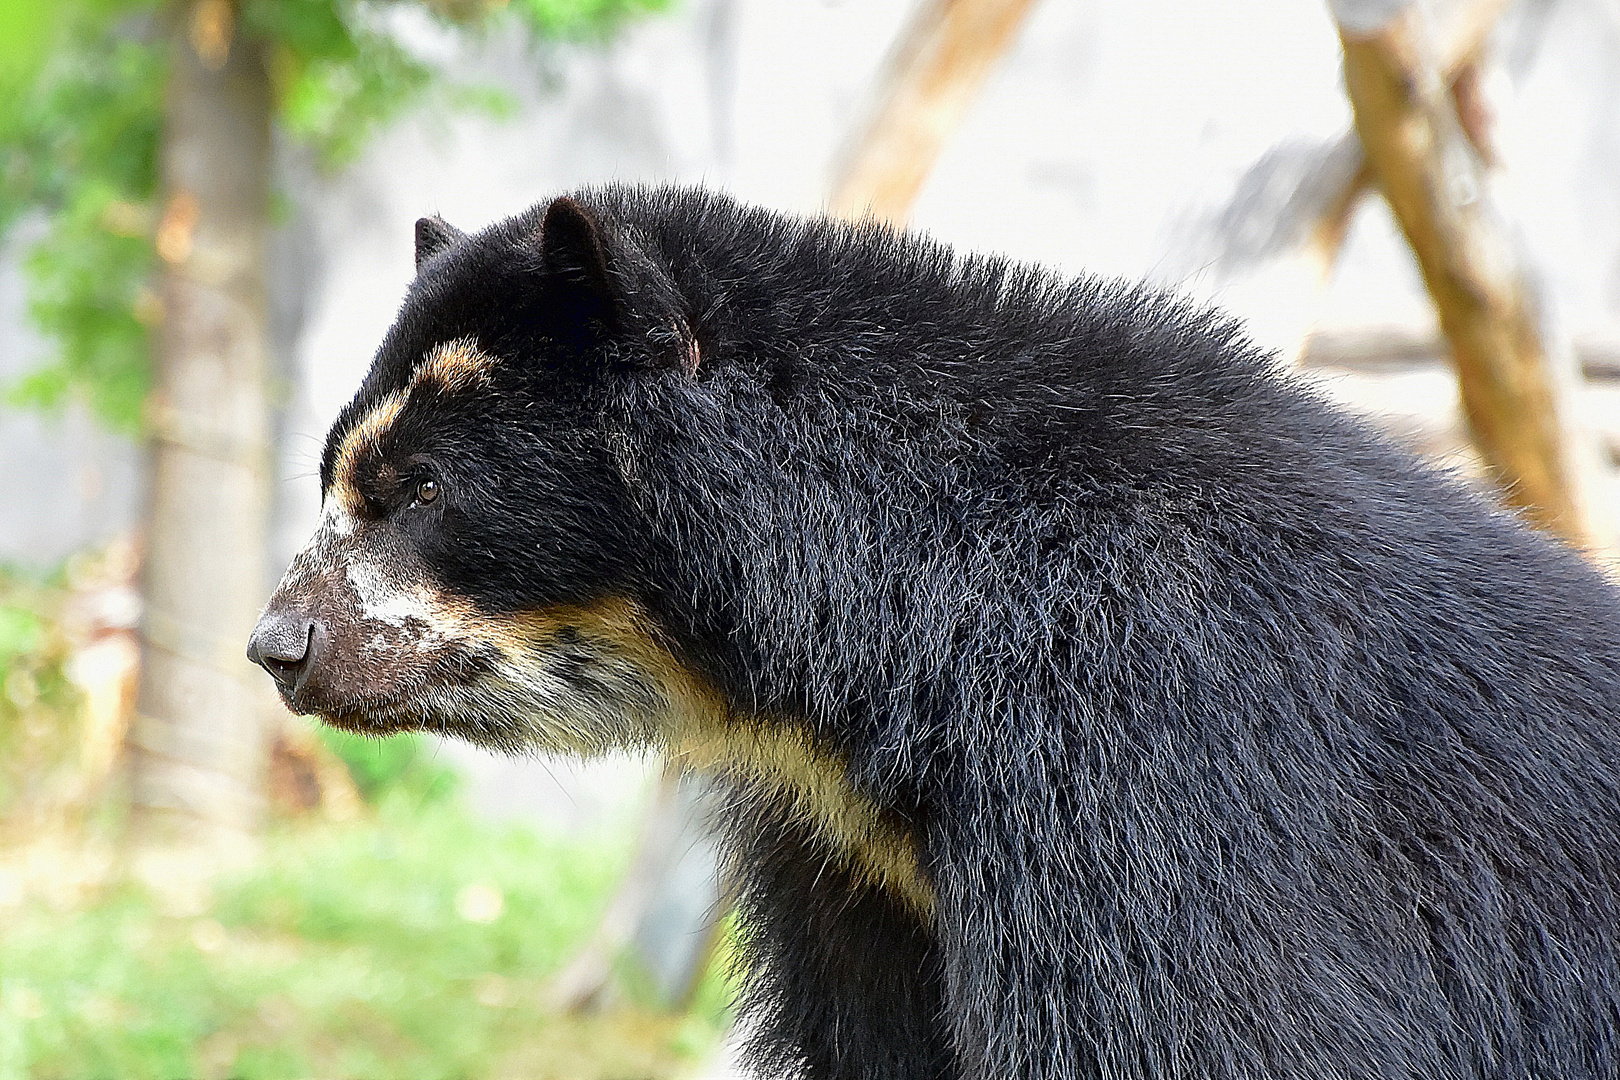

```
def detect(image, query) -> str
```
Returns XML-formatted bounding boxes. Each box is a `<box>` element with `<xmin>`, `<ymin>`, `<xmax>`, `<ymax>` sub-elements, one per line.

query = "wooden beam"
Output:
<box><xmin>1336</xmin><ymin>3</ymin><xmax>1610</xmax><ymax>548</ymax></box>
<box><xmin>1191</xmin><ymin>0</ymin><xmax>1511</xmax><ymax>289</ymax></box>
<box><xmin>828</xmin><ymin>0</ymin><xmax>1040</xmax><ymax>223</ymax></box>
<box><xmin>1316</xmin><ymin>0</ymin><xmax>1511</xmax><ymax>260</ymax></box>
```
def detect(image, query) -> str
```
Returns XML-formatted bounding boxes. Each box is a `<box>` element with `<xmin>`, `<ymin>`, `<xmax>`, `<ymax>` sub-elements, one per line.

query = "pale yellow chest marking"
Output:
<box><xmin>669</xmin><ymin>715</ymin><xmax>935</xmax><ymax>920</ymax></box>
<box><xmin>504</xmin><ymin>599</ymin><xmax>937</xmax><ymax>920</ymax></box>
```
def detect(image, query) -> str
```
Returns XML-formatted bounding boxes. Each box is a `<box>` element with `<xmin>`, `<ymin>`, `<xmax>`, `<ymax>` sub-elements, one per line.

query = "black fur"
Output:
<box><xmin>726</xmin><ymin>797</ymin><xmax>954</xmax><ymax>1080</ymax></box>
<box><xmin>324</xmin><ymin>185</ymin><xmax>1620</xmax><ymax>1079</ymax></box>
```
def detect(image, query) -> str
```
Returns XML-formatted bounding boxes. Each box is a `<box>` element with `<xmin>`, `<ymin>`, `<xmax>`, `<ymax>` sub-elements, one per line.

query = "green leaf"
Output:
<box><xmin>0</xmin><ymin>0</ymin><xmax>55</xmax><ymax>88</ymax></box>
<box><xmin>514</xmin><ymin>0</ymin><xmax>673</xmax><ymax>40</ymax></box>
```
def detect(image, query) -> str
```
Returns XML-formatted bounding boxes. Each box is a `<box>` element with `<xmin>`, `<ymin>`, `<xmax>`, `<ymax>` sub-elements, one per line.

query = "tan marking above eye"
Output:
<box><xmin>415</xmin><ymin>336</ymin><xmax>494</xmax><ymax>393</ymax></box>
<box><xmin>328</xmin><ymin>337</ymin><xmax>493</xmax><ymax>515</ymax></box>
<box><xmin>331</xmin><ymin>390</ymin><xmax>407</xmax><ymax>515</ymax></box>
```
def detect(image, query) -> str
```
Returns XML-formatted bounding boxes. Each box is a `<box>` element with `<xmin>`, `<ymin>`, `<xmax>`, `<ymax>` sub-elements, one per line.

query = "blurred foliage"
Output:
<box><xmin>0</xmin><ymin>7</ymin><xmax>164</xmax><ymax>430</ymax></box>
<box><xmin>0</xmin><ymin>799</ymin><xmax>734</xmax><ymax>1079</ymax></box>
<box><xmin>0</xmin><ymin>568</ymin><xmax>87</xmax><ymax>826</ymax></box>
<box><xmin>0</xmin><ymin>0</ymin><xmax>667</xmax><ymax>430</ymax></box>
<box><xmin>317</xmin><ymin>726</ymin><xmax>462</xmax><ymax>807</ymax></box>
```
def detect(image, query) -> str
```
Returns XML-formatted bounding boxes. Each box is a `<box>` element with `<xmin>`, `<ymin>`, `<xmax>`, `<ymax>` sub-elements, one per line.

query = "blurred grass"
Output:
<box><xmin>316</xmin><ymin>726</ymin><xmax>462</xmax><ymax>808</ymax></box>
<box><xmin>0</xmin><ymin>562</ymin><xmax>737</xmax><ymax>1080</ymax></box>
<box><xmin>2</xmin><ymin>796</ymin><xmax>734</xmax><ymax>1078</ymax></box>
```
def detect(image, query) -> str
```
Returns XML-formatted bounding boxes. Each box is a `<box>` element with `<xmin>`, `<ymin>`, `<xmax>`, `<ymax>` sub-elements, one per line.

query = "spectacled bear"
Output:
<box><xmin>249</xmin><ymin>185</ymin><xmax>1620</xmax><ymax>1080</ymax></box>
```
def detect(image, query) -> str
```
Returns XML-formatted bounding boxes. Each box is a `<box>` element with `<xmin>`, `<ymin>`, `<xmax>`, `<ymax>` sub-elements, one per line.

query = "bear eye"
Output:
<box><xmin>415</xmin><ymin>478</ymin><xmax>440</xmax><ymax>505</ymax></box>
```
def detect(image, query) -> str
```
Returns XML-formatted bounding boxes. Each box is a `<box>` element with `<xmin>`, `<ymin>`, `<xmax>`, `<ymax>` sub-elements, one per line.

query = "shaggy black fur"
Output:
<box><xmin>326</xmin><ymin>186</ymin><xmax>1620</xmax><ymax>1080</ymax></box>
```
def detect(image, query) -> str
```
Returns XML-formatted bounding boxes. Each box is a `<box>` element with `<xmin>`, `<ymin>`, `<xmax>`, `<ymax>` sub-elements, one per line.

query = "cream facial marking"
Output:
<box><xmin>274</xmin><ymin>498</ymin><xmax>352</xmax><ymax>595</ymax></box>
<box><xmin>260</xmin><ymin>489</ymin><xmax>499</xmax><ymax>729</ymax></box>
<box><xmin>321</xmin><ymin>499</ymin><xmax>356</xmax><ymax>538</ymax></box>
<box><xmin>345</xmin><ymin>559</ymin><xmax>438</xmax><ymax>630</ymax></box>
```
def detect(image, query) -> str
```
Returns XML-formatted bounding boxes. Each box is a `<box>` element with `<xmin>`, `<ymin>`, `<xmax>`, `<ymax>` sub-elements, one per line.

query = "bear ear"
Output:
<box><xmin>539</xmin><ymin>197</ymin><xmax>613</xmax><ymax>300</ymax></box>
<box><xmin>536</xmin><ymin>196</ymin><xmax>699</xmax><ymax>375</ymax></box>
<box><xmin>534</xmin><ymin>196</ymin><xmax>619</xmax><ymax>356</ymax></box>
<box><xmin>415</xmin><ymin>215</ymin><xmax>466</xmax><ymax>269</ymax></box>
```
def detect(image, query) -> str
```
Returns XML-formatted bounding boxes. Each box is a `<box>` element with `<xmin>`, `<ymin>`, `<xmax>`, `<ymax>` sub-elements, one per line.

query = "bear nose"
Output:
<box><xmin>246</xmin><ymin>610</ymin><xmax>318</xmax><ymax>692</ymax></box>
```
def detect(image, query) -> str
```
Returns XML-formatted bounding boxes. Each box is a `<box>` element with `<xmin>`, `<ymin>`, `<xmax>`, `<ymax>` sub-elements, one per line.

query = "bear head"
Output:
<box><xmin>245</xmin><ymin>196</ymin><xmax>708</xmax><ymax>756</ymax></box>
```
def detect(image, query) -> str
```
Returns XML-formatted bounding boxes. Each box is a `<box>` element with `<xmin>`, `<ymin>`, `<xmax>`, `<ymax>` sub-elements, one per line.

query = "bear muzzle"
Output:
<box><xmin>245</xmin><ymin>501</ymin><xmax>484</xmax><ymax>726</ymax></box>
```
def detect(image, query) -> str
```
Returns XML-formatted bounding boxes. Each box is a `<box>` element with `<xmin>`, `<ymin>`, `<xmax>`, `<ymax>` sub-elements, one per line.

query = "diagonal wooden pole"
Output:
<box><xmin>829</xmin><ymin>0</ymin><xmax>1041</xmax><ymax>223</ymax></box>
<box><xmin>1308</xmin><ymin>0</ymin><xmax>1510</xmax><ymax>272</ymax></box>
<box><xmin>1333</xmin><ymin>0</ymin><xmax>1611</xmax><ymax>550</ymax></box>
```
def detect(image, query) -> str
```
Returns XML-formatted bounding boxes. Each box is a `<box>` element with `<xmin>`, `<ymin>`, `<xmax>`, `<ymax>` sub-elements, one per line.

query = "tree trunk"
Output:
<box><xmin>128</xmin><ymin>0</ymin><xmax>273</xmax><ymax>846</ymax></box>
<box><xmin>828</xmin><ymin>0</ymin><xmax>1039</xmax><ymax>223</ymax></box>
<box><xmin>1335</xmin><ymin>1</ymin><xmax>1611</xmax><ymax>549</ymax></box>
